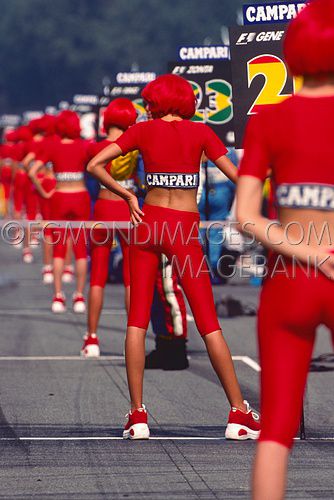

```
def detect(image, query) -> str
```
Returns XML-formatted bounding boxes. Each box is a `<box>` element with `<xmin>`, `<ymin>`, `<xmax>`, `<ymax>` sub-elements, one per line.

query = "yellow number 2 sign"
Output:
<box><xmin>247</xmin><ymin>54</ymin><xmax>303</xmax><ymax>114</ymax></box>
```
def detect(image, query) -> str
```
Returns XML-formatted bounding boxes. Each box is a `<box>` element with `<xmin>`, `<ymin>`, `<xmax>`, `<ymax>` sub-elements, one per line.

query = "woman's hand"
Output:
<box><xmin>42</xmin><ymin>188</ymin><xmax>56</xmax><ymax>199</ymax></box>
<box><xmin>127</xmin><ymin>195</ymin><xmax>145</xmax><ymax>226</ymax></box>
<box><xmin>316</xmin><ymin>251</ymin><xmax>334</xmax><ymax>280</ymax></box>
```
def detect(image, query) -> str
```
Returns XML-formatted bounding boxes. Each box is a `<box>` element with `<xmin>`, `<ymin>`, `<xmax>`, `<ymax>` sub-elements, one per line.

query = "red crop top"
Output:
<box><xmin>0</xmin><ymin>144</ymin><xmax>16</xmax><ymax>161</ymax></box>
<box><xmin>37</xmin><ymin>136</ymin><xmax>90</xmax><ymax>174</ymax></box>
<box><xmin>115</xmin><ymin>119</ymin><xmax>227</xmax><ymax>173</ymax></box>
<box><xmin>239</xmin><ymin>95</ymin><xmax>334</xmax><ymax>211</ymax></box>
<box><xmin>88</xmin><ymin>139</ymin><xmax>112</xmax><ymax>167</ymax></box>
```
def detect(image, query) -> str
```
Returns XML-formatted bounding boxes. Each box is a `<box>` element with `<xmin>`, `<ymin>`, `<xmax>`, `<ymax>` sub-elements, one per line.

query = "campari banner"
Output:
<box><xmin>96</xmin><ymin>72</ymin><xmax>156</xmax><ymax>138</ymax></box>
<box><xmin>168</xmin><ymin>60</ymin><xmax>234</xmax><ymax>145</ymax></box>
<box><xmin>229</xmin><ymin>23</ymin><xmax>302</xmax><ymax>147</ymax></box>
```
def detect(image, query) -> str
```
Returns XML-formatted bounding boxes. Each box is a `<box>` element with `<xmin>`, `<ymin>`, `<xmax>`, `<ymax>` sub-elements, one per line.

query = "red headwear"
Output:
<box><xmin>39</xmin><ymin>114</ymin><xmax>57</xmax><ymax>136</ymax></box>
<box><xmin>284</xmin><ymin>0</ymin><xmax>334</xmax><ymax>76</ymax></box>
<box><xmin>16</xmin><ymin>126</ymin><xmax>33</xmax><ymax>142</ymax></box>
<box><xmin>4</xmin><ymin>130</ymin><xmax>18</xmax><ymax>143</ymax></box>
<box><xmin>103</xmin><ymin>98</ymin><xmax>137</xmax><ymax>132</ymax></box>
<box><xmin>55</xmin><ymin>110</ymin><xmax>81</xmax><ymax>139</ymax></box>
<box><xmin>28</xmin><ymin>117</ymin><xmax>46</xmax><ymax>135</ymax></box>
<box><xmin>142</xmin><ymin>74</ymin><xmax>196</xmax><ymax>119</ymax></box>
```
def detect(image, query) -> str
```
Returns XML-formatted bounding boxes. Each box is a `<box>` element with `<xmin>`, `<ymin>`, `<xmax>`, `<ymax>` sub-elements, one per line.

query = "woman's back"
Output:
<box><xmin>240</xmin><ymin>94</ymin><xmax>334</xmax><ymax>247</ymax></box>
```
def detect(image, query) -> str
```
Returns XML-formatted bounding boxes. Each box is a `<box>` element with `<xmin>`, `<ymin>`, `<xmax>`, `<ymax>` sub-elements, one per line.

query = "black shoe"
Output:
<box><xmin>145</xmin><ymin>348</ymin><xmax>163</xmax><ymax>369</ymax></box>
<box><xmin>145</xmin><ymin>337</ymin><xmax>189</xmax><ymax>370</ymax></box>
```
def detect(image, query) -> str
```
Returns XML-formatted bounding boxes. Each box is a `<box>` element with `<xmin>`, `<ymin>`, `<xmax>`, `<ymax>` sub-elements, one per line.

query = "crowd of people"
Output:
<box><xmin>0</xmin><ymin>1</ymin><xmax>333</xmax><ymax>498</ymax></box>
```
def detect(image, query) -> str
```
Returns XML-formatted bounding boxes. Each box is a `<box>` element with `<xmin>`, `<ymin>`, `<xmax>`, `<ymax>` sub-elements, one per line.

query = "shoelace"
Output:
<box><xmin>125</xmin><ymin>404</ymin><xmax>146</xmax><ymax>420</ymax></box>
<box><xmin>232</xmin><ymin>400</ymin><xmax>260</xmax><ymax>420</ymax></box>
<box><xmin>244</xmin><ymin>400</ymin><xmax>260</xmax><ymax>420</ymax></box>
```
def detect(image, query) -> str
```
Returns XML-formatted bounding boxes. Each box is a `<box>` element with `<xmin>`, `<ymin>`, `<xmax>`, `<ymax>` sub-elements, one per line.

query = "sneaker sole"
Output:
<box><xmin>52</xmin><ymin>305</ymin><xmax>66</xmax><ymax>314</ymax></box>
<box><xmin>43</xmin><ymin>276</ymin><xmax>54</xmax><ymax>285</ymax></box>
<box><xmin>62</xmin><ymin>276</ymin><xmax>74</xmax><ymax>283</ymax></box>
<box><xmin>225</xmin><ymin>423</ymin><xmax>260</xmax><ymax>441</ymax></box>
<box><xmin>80</xmin><ymin>345</ymin><xmax>100</xmax><ymax>358</ymax></box>
<box><xmin>73</xmin><ymin>305</ymin><xmax>86</xmax><ymax>314</ymax></box>
<box><xmin>123</xmin><ymin>423</ymin><xmax>150</xmax><ymax>440</ymax></box>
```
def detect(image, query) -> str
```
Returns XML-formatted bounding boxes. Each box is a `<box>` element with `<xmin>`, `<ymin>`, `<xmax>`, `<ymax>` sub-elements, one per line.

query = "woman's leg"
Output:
<box><xmin>70</xmin><ymin>192</ymin><xmax>90</xmax><ymax>295</ymax></box>
<box><xmin>125</xmin><ymin>326</ymin><xmax>147</xmax><ymax>411</ymax></box>
<box><xmin>88</xmin><ymin>226</ymin><xmax>114</xmax><ymax>334</ymax></box>
<box><xmin>203</xmin><ymin>331</ymin><xmax>245</xmax><ymax>410</ymax></box>
<box><xmin>54</xmin><ymin>256</ymin><xmax>65</xmax><ymax>294</ymax></box>
<box><xmin>126</xmin><ymin>244</ymin><xmax>160</xmax><ymax>410</ymax></box>
<box><xmin>118</xmin><ymin>232</ymin><xmax>131</xmax><ymax>314</ymax></box>
<box><xmin>75</xmin><ymin>258</ymin><xmax>87</xmax><ymax>295</ymax></box>
<box><xmin>167</xmin><ymin>242</ymin><xmax>245</xmax><ymax>410</ymax></box>
<box><xmin>253</xmin><ymin>274</ymin><xmax>317</xmax><ymax>499</ymax></box>
<box><xmin>252</xmin><ymin>442</ymin><xmax>289</xmax><ymax>500</ymax></box>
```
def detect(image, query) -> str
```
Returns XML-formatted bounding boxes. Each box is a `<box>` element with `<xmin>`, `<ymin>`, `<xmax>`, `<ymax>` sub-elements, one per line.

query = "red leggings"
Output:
<box><xmin>50</xmin><ymin>190</ymin><xmax>90</xmax><ymax>260</ymax></box>
<box><xmin>90</xmin><ymin>198</ymin><xmax>130</xmax><ymax>287</ymax></box>
<box><xmin>13</xmin><ymin>171</ymin><xmax>39</xmax><ymax>220</ymax></box>
<box><xmin>1</xmin><ymin>165</ymin><xmax>12</xmax><ymax>200</ymax></box>
<box><xmin>39</xmin><ymin>177</ymin><xmax>56</xmax><ymax>237</ymax></box>
<box><xmin>258</xmin><ymin>256</ymin><xmax>334</xmax><ymax>448</ymax></box>
<box><xmin>128</xmin><ymin>204</ymin><xmax>220</xmax><ymax>336</ymax></box>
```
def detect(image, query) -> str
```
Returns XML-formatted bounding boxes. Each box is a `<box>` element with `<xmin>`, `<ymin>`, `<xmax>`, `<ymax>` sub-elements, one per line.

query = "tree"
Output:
<box><xmin>0</xmin><ymin>0</ymin><xmax>244</xmax><ymax>113</ymax></box>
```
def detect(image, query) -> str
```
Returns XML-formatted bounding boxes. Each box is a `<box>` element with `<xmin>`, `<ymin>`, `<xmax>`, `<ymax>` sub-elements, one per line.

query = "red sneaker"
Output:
<box><xmin>225</xmin><ymin>400</ymin><xmax>260</xmax><ymax>440</ymax></box>
<box><xmin>80</xmin><ymin>333</ymin><xmax>100</xmax><ymax>358</ymax></box>
<box><xmin>123</xmin><ymin>405</ymin><xmax>150</xmax><ymax>440</ymax></box>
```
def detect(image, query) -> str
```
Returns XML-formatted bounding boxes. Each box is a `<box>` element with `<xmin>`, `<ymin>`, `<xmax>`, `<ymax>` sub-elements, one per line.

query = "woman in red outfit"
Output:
<box><xmin>87</xmin><ymin>74</ymin><xmax>260</xmax><ymax>440</ymax></box>
<box><xmin>11</xmin><ymin>126</ymin><xmax>33</xmax><ymax>225</ymax></box>
<box><xmin>81</xmin><ymin>98</ymin><xmax>138</xmax><ymax>357</ymax></box>
<box><xmin>27</xmin><ymin>115</ymin><xmax>57</xmax><ymax>282</ymax></box>
<box><xmin>236</xmin><ymin>1</ymin><xmax>334</xmax><ymax>498</ymax></box>
<box><xmin>30</xmin><ymin>111</ymin><xmax>90</xmax><ymax>313</ymax></box>
<box><xmin>0</xmin><ymin>131</ymin><xmax>16</xmax><ymax>217</ymax></box>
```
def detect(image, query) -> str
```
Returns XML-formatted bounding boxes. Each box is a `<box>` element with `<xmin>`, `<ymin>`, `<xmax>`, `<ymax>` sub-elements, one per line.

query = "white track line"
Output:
<box><xmin>0</xmin><ymin>436</ymin><xmax>332</xmax><ymax>442</ymax></box>
<box><xmin>0</xmin><ymin>355</ymin><xmax>260</xmax><ymax>371</ymax></box>
<box><xmin>0</xmin><ymin>309</ymin><xmax>126</xmax><ymax>316</ymax></box>
<box><xmin>0</xmin><ymin>356</ymin><xmax>124</xmax><ymax>361</ymax></box>
<box><xmin>233</xmin><ymin>356</ymin><xmax>261</xmax><ymax>372</ymax></box>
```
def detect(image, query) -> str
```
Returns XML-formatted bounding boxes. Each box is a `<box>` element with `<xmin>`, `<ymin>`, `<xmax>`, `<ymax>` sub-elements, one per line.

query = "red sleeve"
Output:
<box><xmin>87</xmin><ymin>142</ymin><xmax>97</xmax><ymax>160</ymax></box>
<box><xmin>35</xmin><ymin>138</ymin><xmax>54</xmax><ymax>163</ymax></box>
<box><xmin>14</xmin><ymin>142</ymin><xmax>27</xmax><ymax>161</ymax></box>
<box><xmin>203</xmin><ymin>125</ymin><xmax>228</xmax><ymax>161</ymax></box>
<box><xmin>238</xmin><ymin>113</ymin><xmax>270</xmax><ymax>181</ymax></box>
<box><xmin>115</xmin><ymin>123</ymin><xmax>142</xmax><ymax>154</ymax></box>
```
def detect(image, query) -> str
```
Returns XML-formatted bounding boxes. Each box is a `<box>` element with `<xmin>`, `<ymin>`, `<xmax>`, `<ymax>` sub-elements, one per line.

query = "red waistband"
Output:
<box><xmin>143</xmin><ymin>203</ymin><xmax>200</xmax><ymax>220</ymax></box>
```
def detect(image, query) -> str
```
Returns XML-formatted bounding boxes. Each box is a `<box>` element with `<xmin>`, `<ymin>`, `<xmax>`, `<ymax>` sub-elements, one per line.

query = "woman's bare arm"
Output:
<box><xmin>28</xmin><ymin>161</ymin><xmax>54</xmax><ymax>199</ymax></box>
<box><xmin>87</xmin><ymin>142</ymin><xmax>144</xmax><ymax>225</ymax></box>
<box><xmin>22</xmin><ymin>152</ymin><xmax>36</xmax><ymax>170</ymax></box>
<box><xmin>214</xmin><ymin>155</ymin><xmax>238</xmax><ymax>183</ymax></box>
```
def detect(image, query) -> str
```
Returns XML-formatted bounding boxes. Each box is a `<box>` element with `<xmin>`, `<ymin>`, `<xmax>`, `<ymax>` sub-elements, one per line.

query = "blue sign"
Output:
<box><xmin>178</xmin><ymin>46</ymin><xmax>230</xmax><ymax>61</ymax></box>
<box><xmin>243</xmin><ymin>2</ymin><xmax>307</xmax><ymax>25</ymax></box>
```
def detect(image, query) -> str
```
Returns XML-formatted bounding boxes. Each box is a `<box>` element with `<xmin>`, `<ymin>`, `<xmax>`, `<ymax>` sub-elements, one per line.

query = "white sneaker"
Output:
<box><xmin>52</xmin><ymin>293</ymin><xmax>66</xmax><ymax>313</ymax></box>
<box><xmin>42</xmin><ymin>266</ymin><xmax>54</xmax><ymax>284</ymax></box>
<box><xmin>62</xmin><ymin>266</ymin><xmax>74</xmax><ymax>283</ymax></box>
<box><xmin>72</xmin><ymin>293</ymin><xmax>86</xmax><ymax>314</ymax></box>
<box><xmin>80</xmin><ymin>333</ymin><xmax>100</xmax><ymax>358</ymax></box>
<box><xmin>23</xmin><ymin>249</ymin><xmax>34</xmax><ymax>264</ymax></box>
<box><xmin>30</xmin><ymin>236</ymin><xmax>39</xmax><ymax>248</ymax></box>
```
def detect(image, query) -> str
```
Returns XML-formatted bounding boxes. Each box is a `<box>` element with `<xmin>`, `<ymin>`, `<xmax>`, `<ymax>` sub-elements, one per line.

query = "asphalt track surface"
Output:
<box><xmin>0</xmin><ymin>240</ymin><xmax>333</xmax><ymax>499</ymax></box>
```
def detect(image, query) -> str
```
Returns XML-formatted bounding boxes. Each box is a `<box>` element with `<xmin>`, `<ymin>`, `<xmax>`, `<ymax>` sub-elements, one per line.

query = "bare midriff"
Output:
<box><xmin>145</xmin><ymin>186</ymin><xmax>199</xmax><ymax>213</ymax></box>
<box><xmin>56</xmin><ymin>180</ymin><xmax>87</xmax><ymax>193</ymax></box>
<box><xmin>278</xmin><ymin>207</ymin><xmax>334</xmax><ymax>250</ymax></box>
